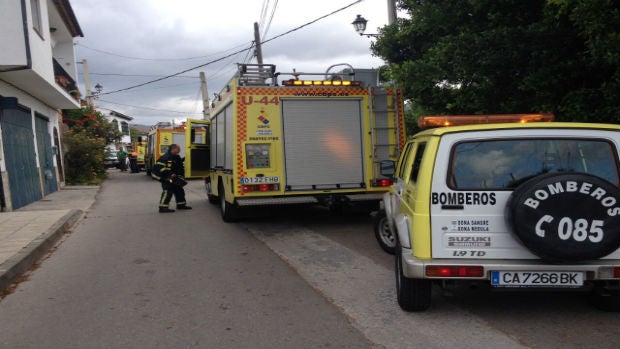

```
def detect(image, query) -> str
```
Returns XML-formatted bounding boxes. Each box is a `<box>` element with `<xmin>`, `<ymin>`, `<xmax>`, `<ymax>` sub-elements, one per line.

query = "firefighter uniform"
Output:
<box><xmin>151</xmin><ymin>145</ymin><xmax>191</xmax><ymax>212</ymax></box>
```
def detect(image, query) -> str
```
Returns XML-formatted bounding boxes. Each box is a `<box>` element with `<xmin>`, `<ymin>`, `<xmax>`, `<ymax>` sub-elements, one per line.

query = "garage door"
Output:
<box><xmin>35</xmin><ymin>114</ymin><xmax>57</xmax><ymax>195</ymax></box>
<box><xmin>1</xmin><ymin>106</ymin><xmax>41</xmax><ymax>209</ymax></box>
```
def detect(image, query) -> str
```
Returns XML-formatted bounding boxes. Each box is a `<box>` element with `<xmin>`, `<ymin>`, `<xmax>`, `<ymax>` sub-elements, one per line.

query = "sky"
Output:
<box><xmin>70</xmin><ymin>0</ymin><xmax>392</xmax><ymax>126</ymax></box>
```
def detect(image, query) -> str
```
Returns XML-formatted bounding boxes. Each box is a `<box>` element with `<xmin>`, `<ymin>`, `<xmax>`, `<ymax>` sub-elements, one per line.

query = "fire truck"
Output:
<box><xmin>133</xmin><ymin>139</ymin><xmax>146</xmax><ymax>170</ymax></box>
<box><xmin>206</xmin><ymin>63</ymin><xmax>406</xmax><ymax>222</ymax></box>
<box><xmin>144</xmin><ymin>119</ymin><xmax>210</xmax><ymax>178</ymax></box>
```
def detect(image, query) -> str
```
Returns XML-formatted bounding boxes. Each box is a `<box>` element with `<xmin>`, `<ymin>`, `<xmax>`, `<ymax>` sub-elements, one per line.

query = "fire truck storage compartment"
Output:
<box><xmin>281</xmin><ymin>99</ymin><xmax>365</xmax><ymax>191</ymax></box>
<box><xmin>211</xmin><ymin>103</ymin><xmax>234</xmax><ymax>169</ymax></box>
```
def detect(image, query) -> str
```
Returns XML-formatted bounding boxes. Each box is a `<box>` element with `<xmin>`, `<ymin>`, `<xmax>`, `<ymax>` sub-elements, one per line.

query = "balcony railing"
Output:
<box><xmin>53</xmin><ymin>58</ymin><xmax>79</xmax><ymax>100</ymax></box>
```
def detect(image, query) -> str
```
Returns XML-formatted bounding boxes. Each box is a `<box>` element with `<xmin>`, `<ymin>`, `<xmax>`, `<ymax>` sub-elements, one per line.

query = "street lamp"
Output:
<box><xmin>352</xmin><ymin>14</ymin><xmax>380</xmax><ymax>38</ymax></box>
<box><xmin>94</xmin><ymin>83</ymin><xmax>103</xmax><ymax>95</ymax></box>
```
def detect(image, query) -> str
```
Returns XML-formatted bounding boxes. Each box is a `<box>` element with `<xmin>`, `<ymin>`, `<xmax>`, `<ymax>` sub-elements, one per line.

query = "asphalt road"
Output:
<box><xmin>0</xmin><ymin>171</ymin><xmax>372</xmax><ymax>349</ymax></box>
<box><xmin>1</xmin><ymin>171</ymin><xmax>619</xmax><ymax>348</ymax></box>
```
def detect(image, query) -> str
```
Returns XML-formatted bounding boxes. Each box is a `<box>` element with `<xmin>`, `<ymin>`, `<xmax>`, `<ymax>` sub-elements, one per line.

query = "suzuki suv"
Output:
<box><xmin>380</xmin><ymin>115</ymin><xmax>620</xmax><ymax>311</ymax></box>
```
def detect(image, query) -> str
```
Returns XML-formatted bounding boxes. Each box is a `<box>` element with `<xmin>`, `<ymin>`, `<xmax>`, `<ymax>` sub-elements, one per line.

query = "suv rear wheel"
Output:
<box><xmin>395</xmin><ymin>242</ymin><xmax>432</xmax><ymax>311</ymax></box>
<box><xmin>589</xmin><ymin>282</ymin><xmax>620</xmax><ymax>312</ymax></box>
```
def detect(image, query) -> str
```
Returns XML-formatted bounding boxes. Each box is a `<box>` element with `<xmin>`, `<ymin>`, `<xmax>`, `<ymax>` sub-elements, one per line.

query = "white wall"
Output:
<box><xmin>0</xmin><ymin>0</ymin><xmax>28</xmax><ymax>67</ymax></box>
<box><xmin>27</xmin><ymin>0</ymin><xmax>56</xmax><ymax>86</ymax></box>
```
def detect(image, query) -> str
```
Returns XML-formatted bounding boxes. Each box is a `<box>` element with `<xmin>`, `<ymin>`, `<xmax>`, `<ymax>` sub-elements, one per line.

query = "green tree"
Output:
<box><xmin>62</xmin><ymin>106</ymin><xmax>122</xmax><ymax>184</ymax></box>
<box><xmin>372</xmin><ymin>0</ymin><xmax>620</xmax><ymax>122</ymax></box>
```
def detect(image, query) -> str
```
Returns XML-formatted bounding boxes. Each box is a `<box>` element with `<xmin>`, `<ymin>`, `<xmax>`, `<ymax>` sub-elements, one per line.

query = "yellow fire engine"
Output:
<box><xmin>144</xmin><ymin>119</ymin><xmax>210</xmax><ymax>178</ymax></box>
<box><xmin>134</xmin><ymin>139</ymin><xmax>146</xmax><ymax>170</ymax></box>
<box><xmin>206</xmin><ymin>63</ymin><xmax>406</xmax><ymax>222</ymax></box>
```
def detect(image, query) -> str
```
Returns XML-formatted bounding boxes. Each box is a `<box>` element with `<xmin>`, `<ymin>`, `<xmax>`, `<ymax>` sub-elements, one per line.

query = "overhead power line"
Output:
<box><xmin>99</xmin><ymin>99</ymin><xmax>201</xmax><ymax>115</ymax></box>
<box><xmin>76</xmin><ymin>41</ymin><xmax>253</xmax><ymax>62</ymax></box>
<box><xmin>98</xmin><ymin>0</ymin><xmax>362</xmax><ymax>97</ymax></box>
<box><xmin>262</xmin><ymin>0</ymin><xmax>279</xmax><ymax>39</ymax></box>
<box><xmin>80</xmin><ymin>72</ymin><xmax>199</xmax><ymax>79</ymax></box>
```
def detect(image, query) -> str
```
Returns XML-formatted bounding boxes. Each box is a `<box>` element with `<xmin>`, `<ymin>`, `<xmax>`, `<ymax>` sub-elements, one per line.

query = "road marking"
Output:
<box><xmin>247</xmin><ymin>224</ymin><xmax>528</xmax><ymax>349</ymax></box>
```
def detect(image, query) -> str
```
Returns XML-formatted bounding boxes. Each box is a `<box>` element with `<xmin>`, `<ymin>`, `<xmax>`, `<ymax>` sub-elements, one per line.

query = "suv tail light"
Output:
<box><xmin>426</xmin><ymin>266</ymin><xmax>484</xmax><ymax>278</ymax></box>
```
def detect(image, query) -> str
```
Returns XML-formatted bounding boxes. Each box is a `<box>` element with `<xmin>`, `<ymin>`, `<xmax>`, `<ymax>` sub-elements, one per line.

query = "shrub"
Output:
<box><xmin>62</xmin><ymin>106</ymin><xmax>121</xmax><ymax>184</ymax></box>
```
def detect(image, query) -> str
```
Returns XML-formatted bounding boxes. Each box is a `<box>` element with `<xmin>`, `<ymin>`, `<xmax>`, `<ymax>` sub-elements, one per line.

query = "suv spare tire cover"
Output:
<box><xmin>506</xmin><ymin>172</ymin><xmax>620</xmax><ymax>262</ymax></box>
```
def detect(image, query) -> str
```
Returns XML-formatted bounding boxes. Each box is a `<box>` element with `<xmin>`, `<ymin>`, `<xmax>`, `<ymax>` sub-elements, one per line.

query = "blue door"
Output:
<box><xmin>35</xmin><ymin>115</ymin><xmax>57</xmax><ymax>195</ymax></box>
<box><xmin>0</xmin><ymin>106</ymin><xmax>42</xmax><ymax>209</ymax></box>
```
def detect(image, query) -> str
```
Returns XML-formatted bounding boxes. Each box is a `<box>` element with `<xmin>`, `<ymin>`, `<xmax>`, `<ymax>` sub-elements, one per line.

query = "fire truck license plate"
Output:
<box><xmin>240</xmin><ymin>176</ymin><xmax>280</xmax><ymax>184</ymax></box>
<box><xmin>491</xmin><ymin>271</ymin><xmax>583</xmax><ymax>288</ymax></box>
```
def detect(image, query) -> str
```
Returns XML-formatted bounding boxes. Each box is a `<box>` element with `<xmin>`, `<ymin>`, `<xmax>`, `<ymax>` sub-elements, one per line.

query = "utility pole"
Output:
<box><xmin>81</xmin><ymin>59</ymin><xmax>93</xmax><ymax>105</ymax></box>
<box><xmin>387</xmin><ymin>0</ymin><xmax>397</xmax><ymax>25</ymax></box>
<box><xmin>199</xmin><ymin>72</ymin><xmax>210</xmax><ymax>119</ymax></box>
<box><xmin>253</xmin><ymin>22</ymin><xmax>264</xmax><ymax>65</ymax></box>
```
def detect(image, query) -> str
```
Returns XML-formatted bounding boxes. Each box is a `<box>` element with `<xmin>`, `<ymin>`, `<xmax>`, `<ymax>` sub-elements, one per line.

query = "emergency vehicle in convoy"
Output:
<box><xmin>134</xmin><ymin>139</ymin><xmax>147</xmax><ymax>170</ymax></box>
<box><xmin>206</xmin><ymin>63</ymin><xmax>406</xmax><ymax>222</ymax></box>
<box><xmin>378</xmin><ymin>114</ymin><xmax>620</xmax><ymax>311</ymax></box>
<box><xmin>144</xmin><ymin>119</ymin><xmax>210</xmax><ymax>179</ymax></box>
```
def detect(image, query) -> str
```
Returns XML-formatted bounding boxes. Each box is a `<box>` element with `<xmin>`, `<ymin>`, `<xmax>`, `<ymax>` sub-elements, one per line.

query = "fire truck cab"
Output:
<box><xmin>206</xmin><ymin>63</ymin><xmax>406</xmax><ymax>222</ymax></box>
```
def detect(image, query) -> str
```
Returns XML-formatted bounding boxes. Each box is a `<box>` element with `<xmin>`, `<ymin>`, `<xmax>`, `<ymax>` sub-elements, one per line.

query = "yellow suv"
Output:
<box><xmin>380</xmin><ymin>115</ymin><xmax>620</xmax><ymax>311</ymax></box>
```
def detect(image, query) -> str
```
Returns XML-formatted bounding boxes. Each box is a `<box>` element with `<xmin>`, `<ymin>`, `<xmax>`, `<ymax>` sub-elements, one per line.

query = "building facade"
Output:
<box><xmin>104</xmin><ymin>110</ymin><xmax>133</xmax><ymax>148</ymax></box>
<box><xmin>0</xmin><ymin>0</ymin><xmax>83</xmax><ymax>211</ymax></box>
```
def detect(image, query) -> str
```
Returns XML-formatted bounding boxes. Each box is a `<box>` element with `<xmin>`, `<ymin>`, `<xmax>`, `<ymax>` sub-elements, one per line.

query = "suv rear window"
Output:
<box><xmin>449</xmin><ymin>138</ymin><xmax>619</xmax><ymax>189</ymax></box>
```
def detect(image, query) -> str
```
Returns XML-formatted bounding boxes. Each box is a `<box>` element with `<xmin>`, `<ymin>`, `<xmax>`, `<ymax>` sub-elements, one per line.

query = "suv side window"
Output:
<box><xmin>396</xmin><ymin>142</ymin><xmax>414</xmax><ymax>178</ymax></box>
<box><xmin>409</xmin><ymin>142</ymin><xmax>427</xmax><ymax>183</ymax></box>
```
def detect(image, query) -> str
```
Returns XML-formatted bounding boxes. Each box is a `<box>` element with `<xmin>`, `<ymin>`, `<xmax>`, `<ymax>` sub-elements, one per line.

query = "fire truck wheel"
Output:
<box><xmin>374</xmin><ymin>211</ymin><xmax>395</xmax><ymax>254</ymax></box>
<box><xmin>206</xmin><ymin>179</ymin><xmax>218</xmax><ymax>205</ymax></box>
<box><xmin>219</xmin><ymin>183</ymin><xmax>240</xmax><ymax>222</ymax></box>
<box><xmin>395</xmin><ymin>241</ymin><xmax>432</xmax><ymax>311</ymax></box>
<box><xmin>506</xmin><ymin>173</ymin><xmax>620</xmax><ymax>262</ymax></box>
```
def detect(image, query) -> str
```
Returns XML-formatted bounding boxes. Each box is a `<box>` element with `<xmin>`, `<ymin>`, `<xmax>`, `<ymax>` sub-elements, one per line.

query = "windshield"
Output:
<box><xmin>449</xmin><ymin>138</ymin><xmax>619</xmax><ymax>189</ymax></box>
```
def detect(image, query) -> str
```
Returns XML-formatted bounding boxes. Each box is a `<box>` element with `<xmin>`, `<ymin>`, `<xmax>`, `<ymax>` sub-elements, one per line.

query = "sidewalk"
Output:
<box><xmin>0</xmin><ymin>185</ymin><xmax>100</xmax><ymax>293</ymax></box>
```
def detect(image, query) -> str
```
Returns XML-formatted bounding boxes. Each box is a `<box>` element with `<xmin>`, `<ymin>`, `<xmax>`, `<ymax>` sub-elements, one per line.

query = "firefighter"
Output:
<box><xmin>129</xmin><ymin>151</ymin><xmax>139</xmax><ymax>173</ymax></box>
<box><xmin>151</xmin><ymin>144</ymin><xmax>192</xmax><ymax>212</ymax></box>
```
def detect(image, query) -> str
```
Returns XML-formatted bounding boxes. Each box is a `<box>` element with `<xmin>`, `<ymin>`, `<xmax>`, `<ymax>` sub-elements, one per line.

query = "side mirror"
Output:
<box><xmin>379</xmin><ymin>160</ymin><xmax>396</xmax><ymax>177</ymax></box>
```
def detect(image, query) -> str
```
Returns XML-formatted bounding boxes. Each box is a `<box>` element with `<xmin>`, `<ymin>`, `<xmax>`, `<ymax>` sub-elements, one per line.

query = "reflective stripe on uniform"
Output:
<box><xmin>159</xmin><ymin>190</ymin><xmax>169</xmax><ymax>207</ymax></box>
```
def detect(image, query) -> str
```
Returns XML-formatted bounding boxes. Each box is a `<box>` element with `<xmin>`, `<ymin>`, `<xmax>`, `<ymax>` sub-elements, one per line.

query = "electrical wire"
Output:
<box><xmin>98</xmin><ymin>0</ymin><xmax>362</xmax><ymax>97</ymax></box>
<box><xmin>190</xmin><ymin>86</ymin><xmax>203</xmax><ymax>115</ymax></box>
<box><xmin>98</xmin><ymin>99</ymin><xmax>201</xmax><ymax>115</ymax></box>
<box><xmin>80</xmin><ymin>72</ymin><xmax>199</xmax><ymax>79</ymax></box>
<box><xmin>259</xmin><ymin>0</ymin><xmax>269</xmax><ymax>29</ymax></box>
<box><xmin>262</xmin><ymin>0</ymin><xmax>278</xmax><ymax>39</ymax></box>
<box><xmin>76</xmin><ymin>41</ymin><xmax>253</xmax><ymax>62</ymax></box>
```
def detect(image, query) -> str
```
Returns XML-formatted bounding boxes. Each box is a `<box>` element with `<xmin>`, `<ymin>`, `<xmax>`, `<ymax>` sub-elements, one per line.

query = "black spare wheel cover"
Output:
<box><xmin>507</xmin><ymin>173</ymin><xmax>620</xmax><ymax>262</ymax></box>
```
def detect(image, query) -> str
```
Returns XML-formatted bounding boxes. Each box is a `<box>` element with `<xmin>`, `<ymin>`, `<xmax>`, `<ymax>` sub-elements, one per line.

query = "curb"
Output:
<box><xmin>0</xmin><ymin>209</ymin><xmax>83</xmax><ymax>293</ymax></box>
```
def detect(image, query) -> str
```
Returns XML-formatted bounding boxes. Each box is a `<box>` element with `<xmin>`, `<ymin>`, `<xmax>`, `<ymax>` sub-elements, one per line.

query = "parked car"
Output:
<box><xmin>104</xmin><ymin>150</ymin><xmax>120</xmax><ymax>168</ymax></box>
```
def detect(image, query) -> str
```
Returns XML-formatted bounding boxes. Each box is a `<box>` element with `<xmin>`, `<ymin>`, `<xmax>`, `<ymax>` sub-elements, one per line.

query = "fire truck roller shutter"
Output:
<box><xmin>281</xmin><ymin>99</ymin><xmax>365</xmax><ymax>191</ymax></box>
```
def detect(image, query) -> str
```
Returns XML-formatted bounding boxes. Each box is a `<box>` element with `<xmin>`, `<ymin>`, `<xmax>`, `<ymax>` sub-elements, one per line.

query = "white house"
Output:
<box><xmin>103</xmin><ymin>110</ymin><xmax>133</xmax><ymax>148</ymax></box>
<box><xmin>0</xmin><ymin>0</ymin><xmax>83</xmax><ymax>211</ymax></box>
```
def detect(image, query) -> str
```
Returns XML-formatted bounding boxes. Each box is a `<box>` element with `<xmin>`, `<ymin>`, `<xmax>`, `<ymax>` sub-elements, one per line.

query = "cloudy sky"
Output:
<box><xmin>70</xmin><ymin>0</ymin><xmax>392</xmax><ymax>125</ymax></box>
